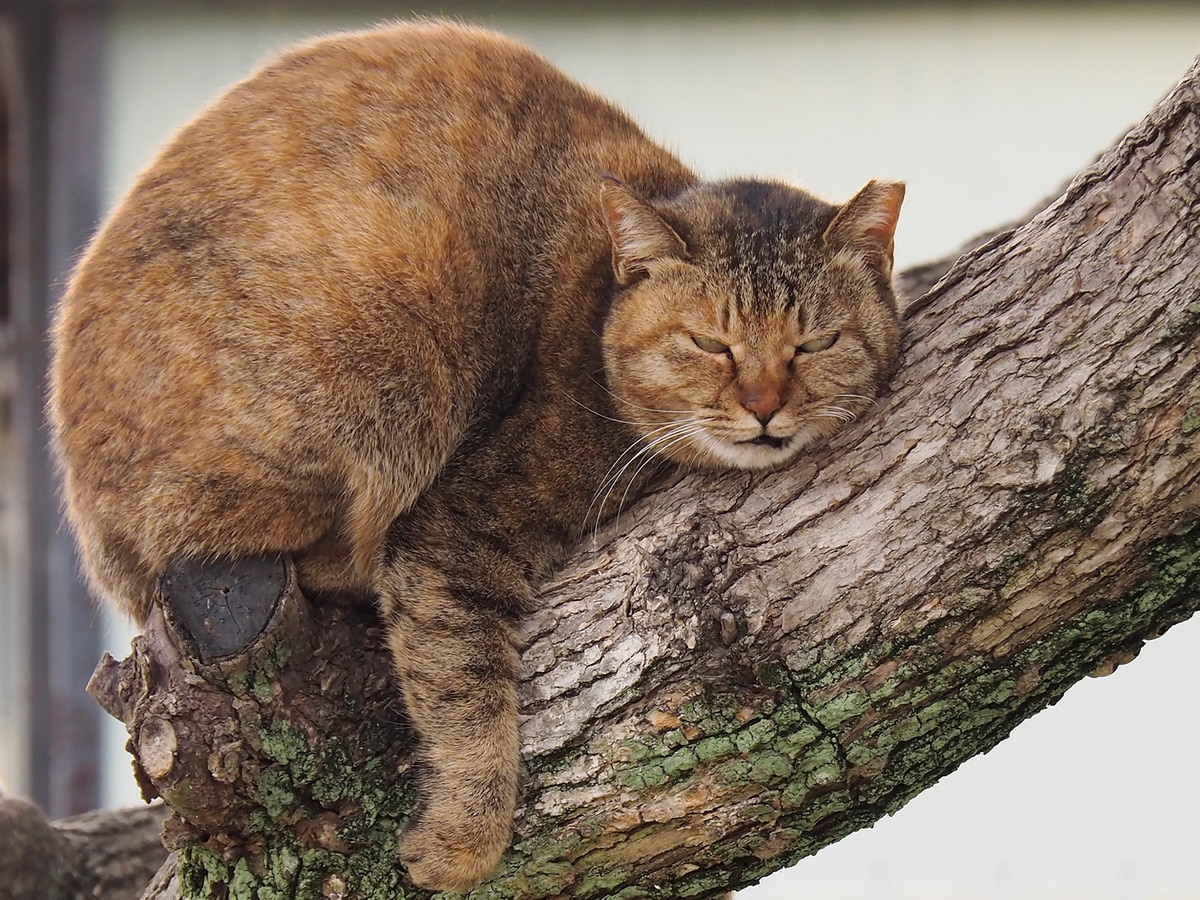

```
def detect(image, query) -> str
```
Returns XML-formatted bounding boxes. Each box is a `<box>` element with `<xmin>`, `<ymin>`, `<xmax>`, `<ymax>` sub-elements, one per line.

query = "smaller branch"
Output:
<box><xmin>0</xmin><ymin>790</ymin><xmax>169</xmax><ymax>900</ymax></box>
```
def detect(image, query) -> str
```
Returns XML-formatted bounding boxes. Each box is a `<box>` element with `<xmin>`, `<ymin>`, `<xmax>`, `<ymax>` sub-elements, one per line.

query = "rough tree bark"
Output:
<box><xmin>7</xmin><ymin>54</ymin><xmax>1200</xmax><ymax>900</ymax></box>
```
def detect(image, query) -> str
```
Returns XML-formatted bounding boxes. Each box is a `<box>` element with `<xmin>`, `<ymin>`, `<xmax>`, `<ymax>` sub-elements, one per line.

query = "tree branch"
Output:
<box><xmin>0</xmin><ymin>790</ymin><xmax>169</xmax><ymax>900</ymax></box>
<box><xmin>77</xmin><ymin>54</ymin><xmax>1200</xmax><ymax>900</ymax></box>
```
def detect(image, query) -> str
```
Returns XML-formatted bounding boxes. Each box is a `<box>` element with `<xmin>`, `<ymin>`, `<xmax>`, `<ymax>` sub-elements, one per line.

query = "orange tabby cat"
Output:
<box><xmin>49</xmin><ymin>20</ymin><xmax>903</xmax><ymax>891</ymax></box>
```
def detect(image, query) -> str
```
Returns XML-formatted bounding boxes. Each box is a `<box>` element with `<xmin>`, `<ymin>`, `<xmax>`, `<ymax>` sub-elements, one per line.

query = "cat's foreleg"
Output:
<box><xmin>377</xmin><ymin>562</ymin><xmax>524</xmax><ymax>891</ymax></box>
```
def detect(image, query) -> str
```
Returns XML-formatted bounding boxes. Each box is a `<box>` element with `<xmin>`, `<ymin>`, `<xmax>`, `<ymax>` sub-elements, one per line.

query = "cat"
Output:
<box><xmin>48</xmin><ymin>20</ymin><xmax>904</xmax><ymax>892</ymax></box>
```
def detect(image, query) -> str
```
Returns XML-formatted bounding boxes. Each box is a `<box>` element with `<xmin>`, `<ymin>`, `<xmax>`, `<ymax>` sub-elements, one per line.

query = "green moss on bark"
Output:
<box><xmin>519</xmin><ymin>525</ymin><xmax>1198</xmax><ymax>899</ymax></box>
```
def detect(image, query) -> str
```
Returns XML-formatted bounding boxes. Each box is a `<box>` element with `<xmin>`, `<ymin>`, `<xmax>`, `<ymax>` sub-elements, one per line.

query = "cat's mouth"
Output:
<box><xmin>684</xmin><ymin>424</ymin><xmax>801</xmax><ymax>470</ymax></box>
<box><xmin>744</xmin><ymin>434</ymin><xmax>786</xmax><ymax>450</ymax></box>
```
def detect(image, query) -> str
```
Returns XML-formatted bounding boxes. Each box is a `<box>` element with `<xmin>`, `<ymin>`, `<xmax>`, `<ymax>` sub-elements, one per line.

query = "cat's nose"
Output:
<box><xmin>741</xmin><ymin>386</ymin><xmax>782</xmax><ymax>424</ymax></box>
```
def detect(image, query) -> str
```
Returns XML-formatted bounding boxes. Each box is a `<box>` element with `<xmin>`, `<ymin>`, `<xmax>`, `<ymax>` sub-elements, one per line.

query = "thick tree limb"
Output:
<box><xmin>73</xmin><ymin>54</ymin><xmax>1200</xmax><ymax>900</ymax></box>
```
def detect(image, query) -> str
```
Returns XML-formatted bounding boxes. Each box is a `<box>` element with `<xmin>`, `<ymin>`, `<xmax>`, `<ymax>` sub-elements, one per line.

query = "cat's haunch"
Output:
<box><xmin>49</xmin><ymin>20</ymin><xmax>903</xmax><ymax>892</ymax></box>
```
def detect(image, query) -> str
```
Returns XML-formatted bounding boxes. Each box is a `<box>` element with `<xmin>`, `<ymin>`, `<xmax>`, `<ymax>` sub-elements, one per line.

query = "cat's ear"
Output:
<box><xmin>823</xmin><ymin>180</ymin><xmax>906</xmax><ymax>278</ymax></box>
<box><xmin>600</xmin><ymin>177</ymin><xmax>688</xmax><ymax>285</ymax></box>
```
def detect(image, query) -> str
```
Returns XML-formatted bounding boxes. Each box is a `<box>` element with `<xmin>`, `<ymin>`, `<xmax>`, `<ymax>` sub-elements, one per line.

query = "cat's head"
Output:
<box><xmin>600</xmin><ymin>176</ymin><xmax>904</xmax><ymax>471</ymax></box>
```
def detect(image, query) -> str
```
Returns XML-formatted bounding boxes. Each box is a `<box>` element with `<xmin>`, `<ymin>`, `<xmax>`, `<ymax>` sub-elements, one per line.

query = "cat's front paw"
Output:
<box><xmin>399</xmin><ymin>801</ymin><xmax>510</xmax><ymax>891</ymax></box>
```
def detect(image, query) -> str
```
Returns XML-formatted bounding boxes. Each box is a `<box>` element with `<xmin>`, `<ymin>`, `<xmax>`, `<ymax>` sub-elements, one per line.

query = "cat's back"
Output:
<box><xmin>77</xmin><ymin>21</ymin><xmax>650</xmax><ymax>284</ymax></box>
<box><xmin>174</xmin><ymin>20</ymin><xmax>648</xmax><ymax>200</ymax></box>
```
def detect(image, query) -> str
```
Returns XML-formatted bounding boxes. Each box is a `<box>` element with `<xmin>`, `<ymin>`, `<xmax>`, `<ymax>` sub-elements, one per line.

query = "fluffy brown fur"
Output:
<box><xmin>49</xmin><ymin>20</ymin><xmax>904</xmax><ymax>891</ymax></box>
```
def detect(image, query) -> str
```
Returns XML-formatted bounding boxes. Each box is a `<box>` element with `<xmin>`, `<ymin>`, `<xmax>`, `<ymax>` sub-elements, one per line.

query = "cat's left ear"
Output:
<box><xmin>823</xmin><ymin>180</ymin><xmax>906</xmax><ymax>278</ymax></box>
<box><xmin>600</xmin><ymin>177</ymin><xmax>689</xmax><ymax>285</ymax></box>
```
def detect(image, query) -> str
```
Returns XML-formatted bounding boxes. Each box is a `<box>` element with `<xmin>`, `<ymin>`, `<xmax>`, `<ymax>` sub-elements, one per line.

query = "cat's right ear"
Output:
<box><xmin>600</xmin><ymin>177</ymin><xmax>688</xmax><ymax>285</ymax></box>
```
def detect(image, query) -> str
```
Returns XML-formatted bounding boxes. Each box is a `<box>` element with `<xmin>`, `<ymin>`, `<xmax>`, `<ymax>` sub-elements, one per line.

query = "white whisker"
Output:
<box><xmin>584</xmin><ymin>376</ymin><xmax>695</xmax><ymax>417</ymax></box>
<box><xmin>612</xmin><ymin>424</ymin><xmax>707</xmax><ymax>519</ymax></box>
<box><xmin>558</xmin><ymin>390</ymin><xmax>671</xmax><ymax>428</ymax></box>
<box><xmin>586</xmin><ymin>421</ymin><xmax>683</xmax><ymax>543</ymax></box>
<box><xmin>586</xmin><ymin>419</ymin><xmax>710</xmax><ymax>548</ymax></box>
<box><xmin>809</xmin><ymin>404</ymin><xmax>861</xmax><ymax>426</ymax></box>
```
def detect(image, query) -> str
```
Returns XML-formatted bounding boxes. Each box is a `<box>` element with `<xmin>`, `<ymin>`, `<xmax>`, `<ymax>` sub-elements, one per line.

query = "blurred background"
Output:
<box><xmin>1</xmin><ymin>2</ymin><xmax>1197</xmax><ymax>898</ymax></box>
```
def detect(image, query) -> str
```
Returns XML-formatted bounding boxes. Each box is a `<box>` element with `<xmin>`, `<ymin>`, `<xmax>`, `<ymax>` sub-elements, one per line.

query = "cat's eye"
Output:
<box><xmin>693</xmin><ymin>335</ymin><xmax>731</xmax><ymax>356</ymax></box>
<box><xmin>796</xmin><ymin>332</ymin><xmax>840</xmax><ymax>354</ymax></box>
